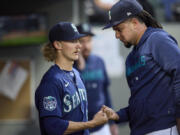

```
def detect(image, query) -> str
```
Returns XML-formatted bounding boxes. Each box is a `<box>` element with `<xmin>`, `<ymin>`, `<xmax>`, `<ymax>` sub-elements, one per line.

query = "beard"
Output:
<box><xmin>123</xmin><ymin>42</ymin><xmax>132</xmax><ymax>48</ymax></box>
<box><xmin>82</xmin><ymin>50</ymin><xmax>90</xmax><ymax>58</ymax></box>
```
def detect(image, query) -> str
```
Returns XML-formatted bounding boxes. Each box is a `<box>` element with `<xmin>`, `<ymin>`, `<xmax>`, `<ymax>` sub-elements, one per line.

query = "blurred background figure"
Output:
<box><xmin>75</xmin><ymin>23</ymin><xmax>119</xmax><ymax>135</ymax></box>
<box><xmin>161</xmin><ymin>0</ymin><xmax>180</xmax><ymax>22</ymax></box>
<box><xmin>84</xmin><ymin>0</ymin><xmax>118</xmax><ymax>24</ymax></box>
<box><xmin>172</xmin><ymin>2</ymin><xmax>180</xmax><ymax>22</ymax></box>
<box><xmin>137</xmin><ymin>0</ymin><xmax>155</xmax><ymax>17</ymax></box>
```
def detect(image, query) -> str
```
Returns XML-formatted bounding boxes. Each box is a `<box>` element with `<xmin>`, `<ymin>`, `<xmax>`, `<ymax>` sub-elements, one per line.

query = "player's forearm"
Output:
<box><xmin>176</xmin><ymin>118</ymin><xmax>180</xmax><ymax>134</ymax></box>
<box><xmin>94</xmin><ymin>0</ymin><xmax>113</xmax><ymax>10</ymax></box>
<box><xmin>63</xmin><ymin>120</ymin><xmax>95</xmax><ymax>135</ymax></box>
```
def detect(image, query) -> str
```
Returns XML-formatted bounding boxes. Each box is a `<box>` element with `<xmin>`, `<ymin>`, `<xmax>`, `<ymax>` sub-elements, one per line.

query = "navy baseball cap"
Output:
<box><xmin>103</xmin><ymin>0</ymin><xmax>143</xmax><ymax>29</ymax></box>
<box><xmin>49</xmin><ymin>22</ymin><xmax>86</xmax><ymax>43</ymax></box>
<box><xmin>77</xmin><ymin>23</ymin><xmax>95</xmax><ymax>36</ymax></box>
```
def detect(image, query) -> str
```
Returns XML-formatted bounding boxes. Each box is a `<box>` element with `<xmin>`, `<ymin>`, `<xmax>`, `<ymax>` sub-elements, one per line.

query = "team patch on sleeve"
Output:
<box><xmin>43</xmin><ymin>96</ymin><xmax>57</xmax><ymax>111</ymax></box>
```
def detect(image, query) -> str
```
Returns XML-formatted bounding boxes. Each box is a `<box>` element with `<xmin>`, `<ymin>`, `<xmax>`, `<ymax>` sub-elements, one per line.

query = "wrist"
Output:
<box><xmin>87</xmin><ymin>120</ymin><xmax>96</xmax><ymax>128</ymax></box>
<box><xmin>114</xmin><ymin>113</ymin><xmax>120</xmax><ymax>121</ymax></box>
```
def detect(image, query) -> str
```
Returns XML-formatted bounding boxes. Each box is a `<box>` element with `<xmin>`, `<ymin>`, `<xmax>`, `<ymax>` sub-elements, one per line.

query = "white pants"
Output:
<box><xmin>90</xmin><ymin>124</ymin><xmax>111</xmax><ymax>135</ymax></box>
<box><xmin>146</xmin><ymin>125</ymin><xmax>178</xmax><ymax>135</ymax></box>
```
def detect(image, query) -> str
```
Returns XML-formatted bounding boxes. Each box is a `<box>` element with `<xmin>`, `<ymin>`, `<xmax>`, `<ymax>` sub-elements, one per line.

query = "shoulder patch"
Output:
<box><xmin>43</xmin><ymin>96</ymin><xmax>57</xmax><ymax>111</ymax></box>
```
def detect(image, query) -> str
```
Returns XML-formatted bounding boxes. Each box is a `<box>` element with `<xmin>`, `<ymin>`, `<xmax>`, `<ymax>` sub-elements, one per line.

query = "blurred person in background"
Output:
<box><xmin>84</xmin><ymin>0</ymin><xmax>118</xmax><ymax>24</ymax></box>
<box><xmin>35</xmin><ymin>22</ymin><xmax>109</xmax><ymax>135</ymax></box>
<box><xmin>75</xmin><ymin>23</ymin><xmax>119</xmax><ymax>135</ymax></box>
<box><xmin>161</xmin><ymin>0</ymin><xmax>180</xmax><ymax>22</ymax></box>
<box><xmin>137</xmin><ymin>0</ymin><xmax>155</xmax><ymax>17</ymax></box>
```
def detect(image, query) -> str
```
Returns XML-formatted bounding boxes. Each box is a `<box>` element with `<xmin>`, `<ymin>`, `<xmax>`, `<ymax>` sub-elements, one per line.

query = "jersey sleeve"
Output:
<box><xmin>116</xmin><ymin>106</ymin><xmax>129</xmax><ymax>123</ymax></box>
<box><xmin>150</xmin><ymin>32</ymin><xmax>180</xmax><ymax>117</ymax></box>
<box><xmin>35</xmin><ymin>80</ymin><xmax>64</xmax><ymax>118</ymax></box>
<box><xmin>41</xmin><ymin>116</ymin><xmax>69</xmax><ymax>135</ymax></box>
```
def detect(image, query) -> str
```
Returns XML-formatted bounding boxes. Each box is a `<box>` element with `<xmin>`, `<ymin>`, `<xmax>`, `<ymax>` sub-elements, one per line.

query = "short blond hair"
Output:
<box><xmin>41</xmin><ymin>43</ymin><xmax>57</xmax><ymax>62</ymax></box>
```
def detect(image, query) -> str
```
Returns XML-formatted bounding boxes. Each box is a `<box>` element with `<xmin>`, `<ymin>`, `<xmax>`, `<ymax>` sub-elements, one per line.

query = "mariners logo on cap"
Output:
<box><xmin>109</xmin><ymin>11</ymin><xmax>111</xmax><ymax>21</ymax></box>
<box><xmin>43</xmin><ymin>96</ymin><xmax>57</xmax><ymax>111</ymax></box>
<box><xmin>71</xmin><ymin>24</ymin><xmax>79</xmax><ymax>33</ymax></box>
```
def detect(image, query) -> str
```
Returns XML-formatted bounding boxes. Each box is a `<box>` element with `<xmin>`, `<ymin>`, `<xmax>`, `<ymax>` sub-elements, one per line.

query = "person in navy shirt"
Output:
<box><xmin>102</xmin><ymin>0</ymin><xmax>180</xmax><ymax>135</ymax></box>
<box><xmin>75</xmin><ymin>23</ymin><xmax>119</xmax><ymax>135</ymax></box>
<box><xmin>35</xmin><ymin>22</ymin><xmax>109</xmax><ymax>135</ymax></box>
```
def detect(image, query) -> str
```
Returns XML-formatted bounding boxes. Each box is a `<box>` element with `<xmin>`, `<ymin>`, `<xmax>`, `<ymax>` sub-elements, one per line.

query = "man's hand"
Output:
<box><xmin>91</xmin><ymin>110</ymin><xmax>108</xmax><ymax>127</ymax></box>
<box><xmin>101</xmin><ymin>105</ymin><xmax>119</xmax><ymax>121</ymax></box>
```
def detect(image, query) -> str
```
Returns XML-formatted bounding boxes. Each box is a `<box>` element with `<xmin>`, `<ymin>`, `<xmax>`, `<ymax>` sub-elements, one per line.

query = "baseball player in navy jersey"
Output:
<box><xmin>101</xmin><ymin>0</ymin><xmax>180</xmax><ymax>135</ymax></box>
<box><xmin>35</xmin><ymin>22</ymin><xmax>109</xmax><ymax>135</ymax></box>
<box><xmin>74</xmin><ymin>23</ymin><xmax>119</xmax><ymax>135</ymax></box>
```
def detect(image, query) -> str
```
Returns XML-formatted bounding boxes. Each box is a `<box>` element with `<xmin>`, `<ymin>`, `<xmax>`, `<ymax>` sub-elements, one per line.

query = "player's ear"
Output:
<box><xmin>53</xmin><ymin>41</ymin><xmax>62</xmax><ymax>50</ymax></box>
<box><xmin>131</xmin><ymin>18</ymin><xmax>139</xmax><ymax>28</ymax></box>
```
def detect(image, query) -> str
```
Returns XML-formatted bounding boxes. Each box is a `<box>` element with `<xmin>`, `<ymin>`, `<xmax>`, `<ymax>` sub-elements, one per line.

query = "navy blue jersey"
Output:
<box><xmin>35</xmin><ymin>64</ymin><xmax>89</xmax><ymax>135</ymax></box>
<box><xmin>76</xmin><ymin>55</ymin><xmax>112</xmax><ymax>132</ymax></box>
<box><xmin>117</xmin><ymin>27</ymin><xmax>180</xmax><ymax>135</ymax></box>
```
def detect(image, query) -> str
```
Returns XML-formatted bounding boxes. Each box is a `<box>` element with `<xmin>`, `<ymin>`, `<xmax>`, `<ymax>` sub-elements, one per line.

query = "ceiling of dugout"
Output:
<box><xmin>0</xmin><ymin>0</ymin><xmax>66</xmax><ymax>15</ymax></box>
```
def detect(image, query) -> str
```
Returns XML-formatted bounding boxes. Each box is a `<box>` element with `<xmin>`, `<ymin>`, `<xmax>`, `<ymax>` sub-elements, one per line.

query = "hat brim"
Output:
<box><xmin>103</xmin><ymin>20</ymin><xmax>124</xmax><ymax>30</ymax></box>
<box><xmin>66</xmin><ymin>33</ymin><xmax>86</xmax><ymax>41</ymax></box>
<box><xmin>83</xmin><ymin>32</ymin><xmax>95</xmax><ymax>36</ymax></box>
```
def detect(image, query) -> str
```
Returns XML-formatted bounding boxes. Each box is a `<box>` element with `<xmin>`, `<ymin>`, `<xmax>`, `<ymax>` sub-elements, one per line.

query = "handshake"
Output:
<box><xmin>90</xmin><ymin>105</ymin><xmax>120</xmax><ymax>127</ymax></box>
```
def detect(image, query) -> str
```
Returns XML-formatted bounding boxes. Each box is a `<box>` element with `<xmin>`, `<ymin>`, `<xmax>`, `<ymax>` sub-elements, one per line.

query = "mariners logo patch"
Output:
<box><xmin>43</xmin><ymin>96</ymin><xmax>57</xmax><ymax>111</ymax></box>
